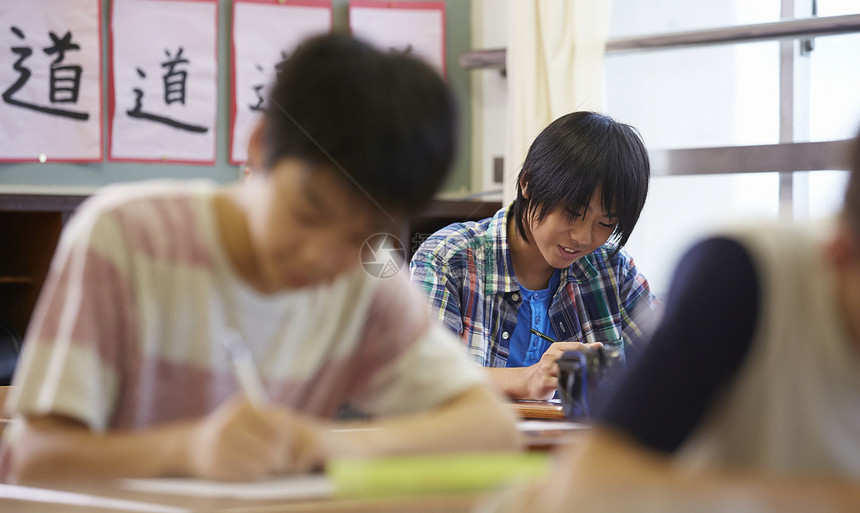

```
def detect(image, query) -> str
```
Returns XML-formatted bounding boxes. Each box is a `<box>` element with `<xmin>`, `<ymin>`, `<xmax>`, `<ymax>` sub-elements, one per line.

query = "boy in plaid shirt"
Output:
<box><xmin>411</xmin><ymin>111</ymin><xmax>659</xmax><ymax>400</ymax></box>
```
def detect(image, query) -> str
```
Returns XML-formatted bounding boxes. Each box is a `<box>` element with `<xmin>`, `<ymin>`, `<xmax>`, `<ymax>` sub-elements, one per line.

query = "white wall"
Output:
<box><xmin>469</xmin><ymin>0</ymin><xmax>508</xmax><ymax>198</ymax></box>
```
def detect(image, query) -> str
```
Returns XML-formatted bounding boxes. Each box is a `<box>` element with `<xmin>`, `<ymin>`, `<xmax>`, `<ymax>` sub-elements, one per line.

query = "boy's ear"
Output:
<box><xmin>519</xmin><ymin>170</ymin><xmax>529</xmax><ymax>199</ymax></box>
<box><xmin>246</xmin><ymin>119</ymin><xmax>266</xmax><ymax>171</ymax></box>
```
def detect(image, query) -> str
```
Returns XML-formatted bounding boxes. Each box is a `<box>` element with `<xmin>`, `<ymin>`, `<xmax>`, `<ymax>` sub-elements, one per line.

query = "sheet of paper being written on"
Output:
<box><xmin>118</xmin><ymin>474</ymin><xmax>332</xmax><ymax>501</ymax></box>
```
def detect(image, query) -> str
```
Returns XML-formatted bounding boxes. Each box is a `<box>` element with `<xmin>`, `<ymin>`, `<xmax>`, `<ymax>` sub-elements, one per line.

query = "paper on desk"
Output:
<box><xmin>516</xmin><ymin>420</ymin><xmax>590</xmax><ymax>432</ymax></box>
<box><xmin>118</xmin><ymin>474</ymin><xmax>332</xmax><ymax>501</ymax></box>
<box><xmin>119</xmin><ymin>452</ymin><xmax>550</xmax><ymax>501</ymax></box>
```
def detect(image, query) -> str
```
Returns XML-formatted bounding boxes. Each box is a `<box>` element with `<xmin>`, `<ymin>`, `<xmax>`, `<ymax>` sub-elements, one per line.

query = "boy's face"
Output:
<box><xmin>243</xmin><ymin>158</ymin><xmax>400</xmax><ymax>291</ymax></box>
<box><xmin>527</xmin><ymin>189</ymin><xmax>617</xmax><ymax>269</ymax></box>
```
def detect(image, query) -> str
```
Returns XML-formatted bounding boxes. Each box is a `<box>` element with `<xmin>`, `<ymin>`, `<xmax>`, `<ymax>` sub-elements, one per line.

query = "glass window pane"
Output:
<box><xmin>809</xmin><ymin>33</ymin><xmax>860</xmax><ymax>142</ymax></box>
<box><xmin>817</xmin><ymin>0</ymin><xmax>860</xmax><ymax>17</ymax></box>
<box><xmin>793</xmin><ymin>170</ymin><xmax>850</xmax><ymax>220</ymax></box>
<box><xmin>624</xmin><ymin>173</ymin><xmax>779</xmax><ymax>296</ymax></box>
<box><xmin>606</xmin><ymin>42</ymin><xmax>780</xmax><ymax>149</ymax></box>
<box><xmin>609</xmin><ymin>0</ymin><xmax>781</xmax><ymax>38</ymax></box>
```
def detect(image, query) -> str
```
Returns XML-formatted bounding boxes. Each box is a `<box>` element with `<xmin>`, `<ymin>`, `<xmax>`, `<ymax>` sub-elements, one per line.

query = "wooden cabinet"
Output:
<box><xmin>0</xmin><ymin>201</ymin><xmax>83</xmax><ymax>344</ymax></box>
<box><xmin>0</xmin><ymin>193</ymin><xmax>86</xmax><ymax>339</ymax></box>
<box><xmin>0</xmin><ymin>192</ymin><xmax>500</xmax><ymax>340</ymax></box>
<box><xmin>0</xmin><ymin>211</ymin><xmax>63</xmax><ymax>337</ymax></box>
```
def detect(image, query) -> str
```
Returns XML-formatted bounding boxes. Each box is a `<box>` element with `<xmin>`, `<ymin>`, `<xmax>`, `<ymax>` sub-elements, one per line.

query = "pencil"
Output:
<box><xmin>529</xmin><ymin>328</ymin><xmax>557</xmax><ymax>344</ymax></box>
<box><xmin>222</xmin><ymin>329</ymin><xmax>270</xmax><ymax>408</ymax></box>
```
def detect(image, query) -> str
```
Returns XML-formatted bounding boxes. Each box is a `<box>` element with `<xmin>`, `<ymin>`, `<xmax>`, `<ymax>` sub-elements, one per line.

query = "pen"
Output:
<box><xmin>530</xmin><ymin>328</ymin><xmax>557</xmax><ymax>344</ymax></box>
<box><xmin>222</xmin><ymin>329</ymin><xmax>270</xmax><ymax>408</ymax></box>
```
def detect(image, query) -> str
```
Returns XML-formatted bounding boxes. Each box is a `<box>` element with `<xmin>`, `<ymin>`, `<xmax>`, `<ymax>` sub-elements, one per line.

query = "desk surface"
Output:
<box><xmin>510</xmin><ymin>400</ymin><xmax>565</xmax><ymax>420</ymax></box>
<box><xmin>0</xmin><ymin>480</ymin><xmax>484</xmax><ymax>513</ymax></box>
<box><xmin>0</xmin><ymin>396</ymin><xmax>579</xmax><ymax>510</ymax></box>
<box><xmin>509</xmin><ymin>400</ymin><xmax>589</xmax><ymax>451</ymax></box>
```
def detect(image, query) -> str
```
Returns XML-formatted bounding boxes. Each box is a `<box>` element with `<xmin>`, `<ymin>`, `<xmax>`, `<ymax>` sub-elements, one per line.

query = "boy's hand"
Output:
<box><xmin>185</xmin><ymin>397</ymin><xmax>324</xmax><ymax>480</ymax></box>
<box><xmin>521</xmin><ymin>341</ymin><xmax>603</xmax><ymax>400</ymax></box>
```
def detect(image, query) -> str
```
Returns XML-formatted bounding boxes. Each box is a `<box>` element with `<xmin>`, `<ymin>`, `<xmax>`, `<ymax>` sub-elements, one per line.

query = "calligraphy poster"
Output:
<box><xmin>0</xmin><ymin>0</ymin><xmax>102</xmax><ymax>163</ymax></box>
<box><xmin>349</xmin><ymin>1</ymin><xmax>445</xmax><ymax>77</ymax></box>
<box><xmin>109</xmin><ymin>0</ymin><xmax>217</xmax><ymax>164</ymax></box>
<box><xmin>231</xmin><ymin>0</ymin><xmax>331</xmax><ymax>165</ymax></box>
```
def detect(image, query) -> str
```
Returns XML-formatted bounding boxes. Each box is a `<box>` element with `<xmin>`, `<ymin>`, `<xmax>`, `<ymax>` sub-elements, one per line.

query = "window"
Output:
<box><xmin>606</xmin><ymin>0</ymin><xmax>858</xmax><ymax>295</ymax></box>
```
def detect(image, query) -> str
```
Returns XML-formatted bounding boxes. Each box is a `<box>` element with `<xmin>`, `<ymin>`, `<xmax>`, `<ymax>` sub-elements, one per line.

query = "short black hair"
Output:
<box><xmin>512</xmin><ymin>111</ymin><xmax>650</xmax><ymax>250</ymax></box>
<box><xmin>262</xmin><ymin>33</ymin><xmax>457</xmax><ymax>216</ymax></box>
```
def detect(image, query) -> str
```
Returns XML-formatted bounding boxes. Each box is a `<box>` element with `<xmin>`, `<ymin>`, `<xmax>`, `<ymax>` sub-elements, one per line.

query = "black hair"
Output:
<box><xmin>512</xmin><ymin>111</ymin><xmax>650</xmax><ymax>251</ymax></box>
<box><xmin>262</xmin><ymin>33</ymin><xmax>457</xmax><ymax>216</ymax></box>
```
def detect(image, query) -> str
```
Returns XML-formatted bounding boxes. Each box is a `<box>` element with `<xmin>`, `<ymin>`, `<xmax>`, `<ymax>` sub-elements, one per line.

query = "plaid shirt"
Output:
<box><xmin>409</xmin><ymin>205</ymin><xmax>660</xmax><ymax>367</ymax></box>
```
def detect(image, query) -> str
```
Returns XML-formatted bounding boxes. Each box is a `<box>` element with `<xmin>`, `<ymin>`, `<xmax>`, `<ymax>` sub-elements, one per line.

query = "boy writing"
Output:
<box><xmin>1</xmin><ymin>34</ymin><xmax>520</xmax><ymax>481</ymax></box>
<box><xmin>410</xmin><ymin>112</ymin><xmax>660</xmax><ymax>400</ymax></box>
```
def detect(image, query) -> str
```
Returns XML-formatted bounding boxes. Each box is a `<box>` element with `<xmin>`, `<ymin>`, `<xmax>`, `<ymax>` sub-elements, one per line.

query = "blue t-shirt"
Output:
<box><xmin>507</xmin><ymin>269</ymin><xmax>561</xmax><ymax>367</ymax></box>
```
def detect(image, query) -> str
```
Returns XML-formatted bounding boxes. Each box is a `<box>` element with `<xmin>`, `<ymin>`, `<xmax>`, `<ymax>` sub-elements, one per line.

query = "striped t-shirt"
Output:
<box><xmin>5</xmin><ymin>180</ymin><xmax>485</xmax><ymax>433</ymax></box>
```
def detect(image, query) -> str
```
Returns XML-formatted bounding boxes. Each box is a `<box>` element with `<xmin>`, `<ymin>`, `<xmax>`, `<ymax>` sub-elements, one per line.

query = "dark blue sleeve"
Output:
<box><xmin>596</xmin><ymin>237</ymin><xmax>760</xmax><ymax>453</ymax></box>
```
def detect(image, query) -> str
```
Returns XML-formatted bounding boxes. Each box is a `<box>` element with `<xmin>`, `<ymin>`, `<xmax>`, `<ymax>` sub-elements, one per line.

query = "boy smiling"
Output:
<box><xmin>411</xmin><ymin>111</ymin><xmax>660</xmax><ymax>400</ymax></box>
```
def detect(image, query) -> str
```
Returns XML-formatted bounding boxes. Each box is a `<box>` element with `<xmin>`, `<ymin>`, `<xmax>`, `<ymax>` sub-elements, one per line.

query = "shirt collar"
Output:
<box><xmin>487</xmin><ymin>203</ymin><xmax>520</xmax><ymax>293</ymax></box>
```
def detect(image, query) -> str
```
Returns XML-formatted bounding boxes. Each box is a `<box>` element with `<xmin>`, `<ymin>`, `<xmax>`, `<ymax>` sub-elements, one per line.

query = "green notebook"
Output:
<box><xmin>327</xmin><ymin>451</ymin><xmax>550</xmax><ymax>498</ymax></box>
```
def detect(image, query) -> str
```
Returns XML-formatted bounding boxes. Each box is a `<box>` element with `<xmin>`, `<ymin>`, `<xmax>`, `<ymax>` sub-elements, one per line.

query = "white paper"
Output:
<box><xmin>517</xmin><ymin>420</ymin><xmax>590</xmax><ymax>432</ymax></box>
<box><xmin>0</xmin><ymin>0</ymin><xmax>102</xmax><ymax>162</ymax></box>
<box><xmin>350</xmin><ymin>4</ymin><xmax>445</xmax><ymax>76</ymax></box>
<box><xmin>110</xmin><ymin>0</ymin><xmax>217</xmax><ymax>163</ymax></box>
<box><xmin>230</xmin><ymin>1</ymin><xmax>331</xmax><ymax>164</ymax></box>
<box><xmin>0</xmin><ymin>483</ymin><xmax>188</xmax><ymax>513</ymax></box>
<box><xmin>119</xmin><ymin>474</ymin><xmax>333</xmax><ymax>501</ymax></box>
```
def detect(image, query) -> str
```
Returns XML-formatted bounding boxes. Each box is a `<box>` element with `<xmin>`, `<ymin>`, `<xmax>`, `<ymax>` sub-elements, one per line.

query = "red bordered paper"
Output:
<box><xmin>108</xmin><ymin>0</ymin><xmax>218</xmax><ymax>165</ymax></box>
<box><xmin>230</xmin><ymin>0</ymin><xmax>332</xmax><ymax>165</ymax></box>
<box><xmin>349</xmin><ymin>0</ymin><xmax>446</xmax><ymax>78</ymax></box>
<box><xmin>0</xmin><ymin>0</ymin><xmax>103</xmax><ymax>163</ymax></box>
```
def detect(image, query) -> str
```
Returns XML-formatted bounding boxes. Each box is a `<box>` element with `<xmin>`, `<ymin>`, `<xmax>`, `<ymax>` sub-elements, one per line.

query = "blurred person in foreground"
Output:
<box><xmin>480</xmin><ymin>127</ymin><xmax>860</xmax><ymax>512</ymax></box>
<box><xmin>0</xmin><ymin>34</ymin><xmax>520</xmax><ymax>482</ymax></box>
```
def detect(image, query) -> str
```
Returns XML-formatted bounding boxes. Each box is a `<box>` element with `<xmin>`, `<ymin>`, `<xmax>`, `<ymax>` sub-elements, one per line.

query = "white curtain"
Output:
<box><xmin>503</xmin><ymin>0</ymin><xmax>610</xmax><ymax>204</ymax></box>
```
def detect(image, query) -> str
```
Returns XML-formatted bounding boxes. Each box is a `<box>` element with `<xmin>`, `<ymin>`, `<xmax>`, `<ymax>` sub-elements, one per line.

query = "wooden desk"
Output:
<box><xmin>510</xmin><ymin>400</ymin><xmax>565</xmax><ymax>420</ymax></box>
<box><xmin>0</xmin><ymin>480</ymin><xmax>484</xmax><ymax>513</ymax></box>
<box><xmin>510</xmin><ymin>400</ymin><xmax>589</xmax><ymax>451</ymax></box>
<box><xmin>518</xmin><ymin>420</ymin><xmax>588</xmax><ymax>452</ymax></box>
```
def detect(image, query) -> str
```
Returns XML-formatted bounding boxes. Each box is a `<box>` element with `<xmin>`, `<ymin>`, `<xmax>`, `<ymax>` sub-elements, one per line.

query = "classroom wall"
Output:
<box><xmin>0</xmin><ymin>0</ymin><xmax>472</xmax><ymax>195</ymax></box>
<box><xmin>469</xmin><ymin>0</ymin><xmax>507</xmax><ymax>198</ymax></box>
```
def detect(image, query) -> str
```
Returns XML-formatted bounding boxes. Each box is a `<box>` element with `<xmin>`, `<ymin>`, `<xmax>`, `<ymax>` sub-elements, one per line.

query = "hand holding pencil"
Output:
<box><xmin>181</xmin><ymin>331</ymin><xmax>327</xmax><ymax>481</ymax></box>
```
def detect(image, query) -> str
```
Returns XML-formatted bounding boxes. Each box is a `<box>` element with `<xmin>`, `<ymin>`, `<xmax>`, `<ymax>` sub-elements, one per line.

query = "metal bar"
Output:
<box><xmin>648</xmin><ymin>140</ymin><xmax>853</xmax><ymax>177</ymax></box>
<box><xmin>459</xmin><ymin>14</ymin><xmax>860</xmax><ymax>69</ymax></box>
<box><xmin>459</xmin><ymin>48</ymin><xmax>506</xmax><ymax>70</ymax></box>
<box><xmin>777</xmin><ymin>0</ymin><xmax>797</xmax><ymax>221</ymax></box>
<box><xmin>607</xmin><ymin>13</ymin><xmax>860</xmax><ymax>52</ymax></box>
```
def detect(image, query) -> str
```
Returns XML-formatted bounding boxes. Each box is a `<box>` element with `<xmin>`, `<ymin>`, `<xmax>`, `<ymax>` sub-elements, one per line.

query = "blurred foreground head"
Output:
<box><xmin>260</xmin><ymin>33</ymin><xmax>458</xmax><ymax>217</ymax></box>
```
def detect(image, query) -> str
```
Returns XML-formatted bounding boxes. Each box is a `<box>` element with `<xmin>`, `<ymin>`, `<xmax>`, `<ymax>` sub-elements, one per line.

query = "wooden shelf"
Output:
<box><xmin>0</xmin><ymin>210</ymin><xmax>64</xmax><ymax>336</ymax></box>
<box><xmin>0</xmin><ymin>193</ymin><xmax>501</xmax><ymax>339</ymax></box>
<box><xmin>0</xmin><ymin>277</ymin><xmax>34</xmax><ymax>285</ymax></box>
